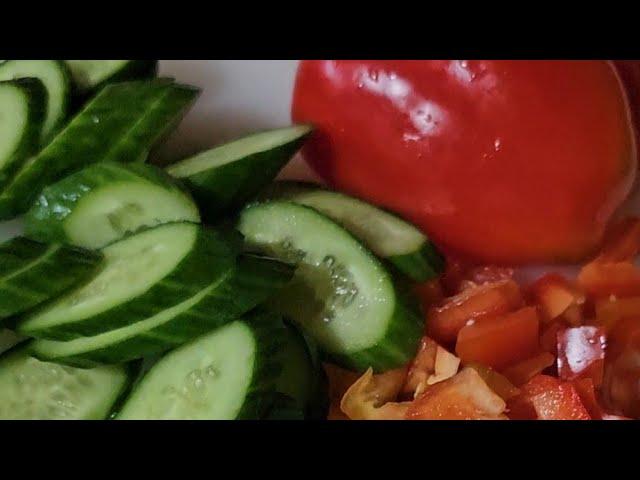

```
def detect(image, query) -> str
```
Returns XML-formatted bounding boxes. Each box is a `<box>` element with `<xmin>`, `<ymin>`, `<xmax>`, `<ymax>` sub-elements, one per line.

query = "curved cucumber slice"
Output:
<box><xmin>17</xmin><ymin>223</ymin><xmax>239</xmax><ymax>340</ymax></box>
<box><xmin>0</xmin><ymin>60</ymin><xmax>70</xmax><ymax>143</ymax></box>
<box><xmin>25</xmin><ymin>161</ymin><xmax>200</xmax><ymax>249</ymax></box>
<box><xmin>30</xmin><ymin>255</ymin><xmax>295</xmax><ymax>367</ymax></box>
<box><xmin>117</xmin><ymin>313</ymin><xmax>286</xmax><ymax>420</ymax></box>
<box><xmin>0</xmin><ymin>237</ymin><xmax>102</xmax><ymax>322</ymax></box>
<box><xmin>238</xmin><ymin>201</ymin><xmax>423</xmax><ymax>372</ymax></box>
<box><xmin>0</xmin><ymin>78</ymin><xmax>46</xmax><ymax>188</ymax></box>
<box><xmin>274</xmin><ymin>322</ymin><xmax>329</xmax><ymax>419</ymax></box>
<box><xmin>262</xmin><ymin>182</ymin><xmax>445</xmax><ymax>282</ymax></box>
<box><xmin>65</xmin><ymin>60</ymin><xmax>158</xmax><ymax>94</ymax></box>
<box><xmin>0</xmin><ymin>345</ymin><xmax>131</xmax><ymax>420</ymax></box>
<box><xmin>166</xmin><ymin>125</ymin><xmax>311</xmax><ymax>219</ymax></box>
<box><xmin>0</xmin><ymin>79</ymin><xmax>199</xmax><ymax>220</ymax></box>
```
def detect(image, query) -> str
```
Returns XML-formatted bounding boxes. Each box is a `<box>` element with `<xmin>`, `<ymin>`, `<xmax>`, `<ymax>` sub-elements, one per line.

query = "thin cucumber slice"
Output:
<box><xmin>166</xmin><ymin>125</ymin><xmax>312</xmax><ymax>219</ymax></box>
<box><xmin>65</xmin><ymin>60</ymin><xmax>158</xmax><ymax>94</ymax></box>
<box><xmin>0</xmin><ymin>79</ymin><xmax>200</xmax><ymax>220</ymax></box>
<box><xmin>117</xmin><ymin>313</ymin><xmax>286</xmax><ymax>420</ymax></box>
<box><xmin>0</xmin><ymin>60</ymin><xmax>71</xmax><ymax>142</ymax></box>
<box><xmin>261</xmin><ymin>182</ymin><xmax>445</xmax><ymax>282</ymax></box>
<box><xmin>0</xmin><ymin>78</ymin><xmax>46</xmax><ymax>188</ymax></box>
<box><xmin>17</xmin><ymin>223</ymin><xmax>239</xmax><ymax>340</ymax></box>
<box><xmin>0</xmin><ymin>344</ymin><xmax>131</xmax><ymax>420</ymax></box>
<box><xmin>0</xmin><ymin>237</ymin><xmax>102</xmax><ymax>322</ymax></box>
<box><xmin>238</xmin><ymin>201</ymin><xmax>423</xmax><ymax>372</ymax></box>
<box><xmin>30</xmin><ymin>255</ymin><xmax>295</xmax><ymax>367</ymax></box>
<box><xmin>25</xmin><ymin>162</ymin><xmax>200</xmax><ymax>249</ymax></box>
<box><xmin>273</xmin><ymin>321</ymin><xmax>328</xmax><ymax>419</ymax></box>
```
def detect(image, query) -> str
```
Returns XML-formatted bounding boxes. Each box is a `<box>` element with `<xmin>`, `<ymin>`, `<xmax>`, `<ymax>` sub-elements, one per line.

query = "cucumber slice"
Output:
<box><xmin>0</xmin><ymin>79</ymin><xmax>200</xmax><ymax>220</ymax></box>
<box><xmin>166</xmin><ymin>125</ymin><xmax>312</xmax><ymax>219</ymax></box>
<box><xmin>274</xmin><ymin>322</ymin><xmax>329</xmax><ymax>419</ymax></box>
<box><xmin>30</xmin><ymin>255</ymin><xmax>295</xmax><ymax>367</ymax></box>
<box><xmin>0</xmin><ymin>329</ymin><xmax>21</xmax><ymax>355</ymax></box>
<box><xmin>261</xmin><ymin>182</ymin><xmax>445</xmax><ymax>282</ymax></box>
<box><xmin>17</xmin><ymin>223</ymin><xmax>239</xmax><ymax>340</ymax></box>
<box><xmin>0</xmin><ymin>344</ymin><xmax>131</xmax><ymax>420</ymax></box>
<box><xmin>65</xmin><ymin>60</ymin><xmax>158</xmax><ymax>94</ymax></box>
<box><xmin>0</xmin><ymin>237</ymin><xmax>102</xmax><ymax>322</ymax></box>
<box><xmin>116</xmin><ymin>313</ymin><xmax>286</xmax><ymax>420</ymax></box>
<box><xmin>0</xmin><ymin>78</ymin><xmax>46</xmax><ymax>188</ymax></box>
<box><xmin>238</xmin><ymin>201</ymin><xmax>423</xmax><ymax>372</ymax></box>
<box><xmin>0</xmin><ymin>60</ymin><xmax>71</xmax><ymax>143</ymax></box>
<box><xmin>25</xmin><ymin>162</ymin><xmax>200</xmax><ymax>249</ymax></box>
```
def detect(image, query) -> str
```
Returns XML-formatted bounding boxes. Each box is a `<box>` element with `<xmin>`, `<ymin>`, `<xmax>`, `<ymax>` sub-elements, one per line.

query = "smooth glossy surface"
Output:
<box><xmin>293</xmin><ymin>60</ymin><xmax>637</xmax><ymax>264</ymax></box>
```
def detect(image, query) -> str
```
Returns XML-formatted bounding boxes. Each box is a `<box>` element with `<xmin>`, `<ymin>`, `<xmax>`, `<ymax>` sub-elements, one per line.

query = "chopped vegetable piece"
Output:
<box><xmin>415</xmin><ymin>280</ymin><xmax>444</xmax><ymax>311</ymax></box>
<box><xmin>594</xmin><ymin>217</ymin><xmax>640</xmax><ymax>263</ymax></box>
<box><xmin>467</xmin><ymin>363</ymin><xmax>520</xmax><ymax>401</ymax></box>
<box><xmin>529</xmin><ymin>273</ymin><xmax>585</xmax><ymax>321</ymax></box>
<box><xmin>540</xmin><ymin>320</ymin><xmax>567</xmax><ymax>354</ymax></box>
<box><xmin>402</xmin><ymin>337</ymin><xmax>438</xmax><ymax>398</ymax></box>
<box><xmin>428</xmin><ymin>279</ymin><xmax>523</xmax><ymax>344</ymax></box>
<box><xmin>324</xmin><ymin>363</ymin><xmax>360</xmax><ymax>420</ymax></box>
<box><xmin>340</xmin><ymin>367</ymin><xmax>409</xmax><ymax>420</ymax></box>
<box><xmin>571</xmin><ymin>378</ymin><xmax>603</xmax><ymax>420</ymax></box>
<box><xmin>511</xmin><ymin>375</ymin><xmax>591</xmax><ymax>420</ymax></box>
<box><xmin>578</xmin><ymin>262</ymin><xmax>640</xmax><ymax>298</ymax></box>
<box><xmin>594</xmin><ymin>296</ymin><xmax>640</xmax><ymax>332</ymax></box>
<box><xmin>405</xmin><ymin>368</ymin><xmax>507</xmax><ymax>420</ymax></box>
<box><xmin>502</xmin><ymin>352</ymin><xmax>556</xmax><ymax>386</ymax></box>
<box><xmin>557</xmin><ymin>326</ymin><xmax>606</xmax><ymax>386</ymax></box>
<box><xmin>455</xmin><ymin>306</ymin><xmax>540</xmax><ymax>370</ymax></box>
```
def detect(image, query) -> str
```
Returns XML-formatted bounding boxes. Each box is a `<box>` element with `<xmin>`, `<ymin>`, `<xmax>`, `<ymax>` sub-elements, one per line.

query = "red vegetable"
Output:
<box><xmin>557</xmin><ymin>326</ymin><xmax>606</xmax><ymax>386</ymax></box>
<box><xmin>509</xmin><ymin>375</ymin><xmax>591</xmax><ymax>420</ymax></box>
<box><xmin>293</xmin><ymin>60</ymin><xmax>636</xmax><ymax>265</ymax></box>
<box><xmin>455</xmin><ymin>306</ymin><xmax>540</xmax><ymax>370</ymax></box>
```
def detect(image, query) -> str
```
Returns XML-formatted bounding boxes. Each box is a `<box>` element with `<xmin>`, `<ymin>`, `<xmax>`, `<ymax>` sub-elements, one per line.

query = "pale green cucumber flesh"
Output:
<box><xmin>29</xmin><ymin>255</ymin><xmax>294</xmax><ymax>366</ymax></box>
<box><xmin>25</xmin><ymin>161</ymin><xmax>200</xmax><ymax>249</ymax></box>
<box><xmin>0</xmin><ymin>237</ymin><xmax>102</xmax><ymax>321</ymax></box>
<box><xmin>17</xmin><ymin>223</ymin><xmax>237</xmax><ymax>339</ymax></box>
<box><xmin>167</xmin><ymin>125</ymin><xmax>311</xmax><ymax>218</ymax></box>
<box><xmin>117</xmin><ymin>315</ymin><xmax>285</xmax><ymax>420</ymax></box>
<box><xmin>261</xmin><ymin>181</ymin><xmax>445</xmax><ymax>282</ymax></box>
<box><xmin>65</xmin><ymin>60</ymin><xmax>158</xmax><ymax>93</ymax></box>
<box><xmin>0</xmin><ymin>345</ymin><xmax>130</xmax><ymax>420</ymax></box>
<box><xmin>238</xmin><ymin>201</ymin><xmax>422</xmax><ymax>372</ymax></box>
<box><xmin>0</xmin><ymin>79</ymin><xmax>199</xmax><ymax>220</ymax></box>
<box><xmin>0</xmin><ymin>60</ymin><xmax>70</xmax><ymax>142</ymax></box>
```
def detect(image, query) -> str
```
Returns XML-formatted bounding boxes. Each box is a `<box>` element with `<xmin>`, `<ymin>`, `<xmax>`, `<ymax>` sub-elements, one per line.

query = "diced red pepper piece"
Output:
<box><xmin>427</xmin><ymin>279</ymin><xmax>523</xmax><ymax>345</ymax></box>
<box><xmin>501</xmin><ymin>352</ymin><xmax>556</xmax><ymax>386</ymax></box>
<box><xmin>414</xmin><ymin>280</ymin><xmax>445</xmax><ymax>311</ymax></box>
<box><xmin>467</xmin><ymin>363</ymin><xmax>521</xmax><ymax>401</ymax></box>
<box><xmin>529</xmin><ymin>273</ymin><xmax>585</xmax><ymax>321</ymax></box>
<box><xmin>512</xmin><ymin>375</ymin><xmax>591</xmax><ymax>420</ymax></box>
<box><xmin>578</xmin><ymin>262</ymin><xmax>640</xmax><ymax>299</ymax></box>
<box><xmin>571</xmin><ymin>378</ymin><xmax>603</xmax><ymax>420</ymax></box>
<box><xmin>455</xmin><ymin>306</ymin><xmax>540</xmax><ymax>370</ymax></box>
<box><xmin>557</xmin><ymin>326</ymin><xmax>606</xmax><ymax>386</ymax></box>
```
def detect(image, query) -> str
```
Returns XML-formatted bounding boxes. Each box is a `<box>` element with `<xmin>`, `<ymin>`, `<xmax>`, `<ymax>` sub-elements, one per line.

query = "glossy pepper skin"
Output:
<box><xmin>292</xmin><ymin>60</ymin><xmax>637</xmax><ymax>265</ymax></box>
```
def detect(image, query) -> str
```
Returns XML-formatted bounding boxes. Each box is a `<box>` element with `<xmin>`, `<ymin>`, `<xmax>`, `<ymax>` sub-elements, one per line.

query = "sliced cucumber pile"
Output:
<box><xmin>30</xmin><ymin>255</ymin><xmax>294</xmax><ymax>367</ymax></box>
<box><xmin>0</xmin><ymin>78</ymin><xmax>46</xmax><ymax>188</ymax></box>
<box><xmin>0</xmin><ymin>60</ymin><xmax>71</xmax><ymax>143</ymax></box>
<box><xmin>0</xmin><ymin>79</ymin><xmax>199</xmax><ymax>220</ymax></box>
<box><xmin>0</xmin><ymin>60</ymin><xmax>445</xmax><ymax>420</ymax></box>
<box><xmin>261</xmin><ymin>181</ymin><xmax>446</xmax><ymax>281</ymax></box>
<box><xmin>25</xmin><ymin>162</ymin><xmax>200</xmax><ymax>249</ymax></box>
<box><xmin>116</xmin><ymin>313</ymin><xmax>286</xmax><ymax>420</ymax></box>
<box><xmin>0</xmin><ymin>344</ymin><xmax>131</xmax><ymax>420</ymax></box>
<box><xmin>65</xmin><ymin>60</ymin><xmax>158</xmax><ymax>94</ymax></box>
<box><xmin>238</xmin><ymin>201</ymin><xmax>423</xmax><ymax>372</ymax></box>
<box><xmin>17</xmin><ymin>223</ymin><xmax>239</xmax><ymax>340</ymax></box>
<box><xmin>0</xmin><ymin>237</ymin><xmax>102</xmax><ymax>322</ymax></box>
<box><xmin>166</xmin><ymin>125</ymin><xmax>311</xmax><ymax>219</ymax></box>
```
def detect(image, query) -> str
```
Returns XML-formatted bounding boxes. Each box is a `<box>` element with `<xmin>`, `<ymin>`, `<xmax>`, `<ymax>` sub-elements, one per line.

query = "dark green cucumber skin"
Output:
<box><xmin>17</xmin><ymin>224</ymin><xmax>239</xmax><ymax>340</ymax></box>
<box><xmin>0</xmin><ymin>60</ymin><xmax>71</xmax><ymax>144</ymax></box>
<box><xmin>0</xmin><ymin>342</ymin><xmax>136</xmax><ymax>420</ymax></box>
<box><xmin>260</xmin><ymin>181</ymin><xmax>446</xmax><ymax>283</ymax></box>
<box><xmin>24</xmin><ymin>161</ymin><xmax>197</xmax><ymax>245</ymax></box>
<box><xmin>0</xmin><ymin>78</ymin><xmax>47</xmax><ymax>188</ymax></box>
<box><xmin>0</xmin><ymin>79</ymin><xmax>200</xmax><ymax>220</ymax></box>
<box><xmin>173</xmin><ymin>132</ymin><xmax>310</xmax><ymax>221</ymax></box>
<box><xmin>388</xmin><ymin>243</ymin><xmax>446</xmax><ymax>283</ymax></box>
<box><xmin>235</xmin><ymin>312</ymin><xmax>287</xmax><ymax>420</ymax></box>
<box><xmin>0</xmin><ymin>238</ymin><xmax>102</xmax><ymax>323</ymax></box>
<box><xmin>31</xmin><ymin>255</ymin><xmax>295</xmax><ymax>367</ymax></box>
<box><xmin>68</xmin><ymin>60</ymin><xmax>159</xmax><ymax>96</ymax></box>
<box><xmin>263</xmin><ymin>393</ymin><xmax>306</xmax><ymax>420</ymax></box>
